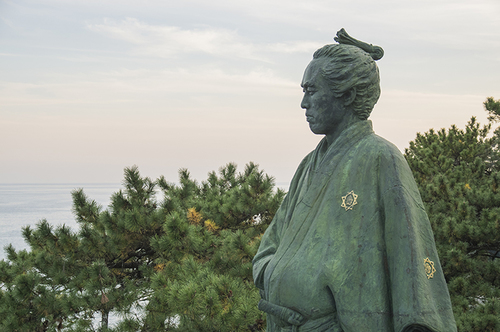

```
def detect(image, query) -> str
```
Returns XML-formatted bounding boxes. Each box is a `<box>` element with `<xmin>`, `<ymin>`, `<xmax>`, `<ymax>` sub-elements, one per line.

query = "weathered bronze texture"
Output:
<box><xmin>253</xmin><ymin>29</ymin><xmax>457</xmax><ymax>332</ymax></box>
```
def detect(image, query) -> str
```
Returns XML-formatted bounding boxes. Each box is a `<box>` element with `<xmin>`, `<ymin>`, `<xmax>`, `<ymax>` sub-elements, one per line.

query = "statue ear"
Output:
<box><xmin>343</xmin><ymin>88</ymin><xmax>356</xmax><ymax>106</ymax></box>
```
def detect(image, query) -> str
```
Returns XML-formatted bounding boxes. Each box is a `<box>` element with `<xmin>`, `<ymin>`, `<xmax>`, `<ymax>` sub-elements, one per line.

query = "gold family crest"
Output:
<box><xmin>424</xmin><ymin>257</ymin><xmax>436</xmax><ymax>279</ymax></box>
<box><xmin>341</xmin><ymin>191</ymin><xmax>358</xmax><ymax>211</ymax></box>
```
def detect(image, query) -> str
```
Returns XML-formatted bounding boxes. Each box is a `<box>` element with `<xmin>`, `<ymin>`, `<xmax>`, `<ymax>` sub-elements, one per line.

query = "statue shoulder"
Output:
<box><xmin>365</xmin><ymin>133</ymin><xmax>407</xmax><ymax>166</ymax></box>
<box><xmin>370</xmin><ymin>133</ymin><xmax>403</xmax><ymax>154</ymax></box>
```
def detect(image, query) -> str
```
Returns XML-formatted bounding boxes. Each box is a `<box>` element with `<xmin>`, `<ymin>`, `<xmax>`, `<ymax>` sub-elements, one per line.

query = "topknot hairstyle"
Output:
<box><xmin>312</xmin><ymin>29</ymin><xmax>384</xmax><ymax>120</ymax></box>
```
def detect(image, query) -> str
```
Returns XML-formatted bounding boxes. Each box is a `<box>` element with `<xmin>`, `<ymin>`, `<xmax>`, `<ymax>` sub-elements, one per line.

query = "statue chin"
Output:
<box><xmin>308</xmin><ymin>122</ymin><xmax>325</xmax><ymax>135</ymax></box>
<box><xmin>308</xmin><ymin>125</ymin><xmax>319</xmax><ymax>135</ymax></box>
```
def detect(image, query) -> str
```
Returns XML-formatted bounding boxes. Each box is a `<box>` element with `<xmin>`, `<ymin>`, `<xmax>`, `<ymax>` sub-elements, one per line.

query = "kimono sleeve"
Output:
<box><xmin>252</xmin><ymin>195</ymin><xmax>288</xmax><ymax>290</ymax></box>
<box><xmin>380</xmin><ymin>150</ymin><xmax>457</xmax><ymax>332</ymax></box>
<box><xmin>252</xmin><ymin>154</ymin><xmax>311</xmax><ymax>291</ymax></box>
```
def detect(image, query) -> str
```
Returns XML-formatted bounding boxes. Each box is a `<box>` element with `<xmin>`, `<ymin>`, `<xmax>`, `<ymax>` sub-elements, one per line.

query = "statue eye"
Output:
<box><xmin>304</xmin><ymin>87</ymin><xmax>316</xmax><ymax>95</ymax></box>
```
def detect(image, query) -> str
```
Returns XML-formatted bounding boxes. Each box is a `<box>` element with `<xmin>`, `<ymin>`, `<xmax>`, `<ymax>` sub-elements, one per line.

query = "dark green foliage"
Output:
<box><xmin>0</xmin><ymin>163</ymin><xmax>283</xmax><ymax>331</ymax></box>
<box><xmin>147</xmin><ymin>162</ymin><xmax>284</xmax><ymax>331</ymax></box>
<box><xmin>0</xmin><ymin>166</ymin><xmax>161</xmax><ymax>331</ymax></box>
<box><xmin>484</xmin><ymin>96</ymin><xmax>500</xmax><ymax>123</ymax></box>
<box><xmin>405</xmin><ymin>98</ymin><xmax>500</xmax><ymax>332</ymax></box>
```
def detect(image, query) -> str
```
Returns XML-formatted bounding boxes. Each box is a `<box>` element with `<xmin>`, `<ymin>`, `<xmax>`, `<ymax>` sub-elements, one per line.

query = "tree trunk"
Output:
<box><xmin>100</xmin><ymin>309</ymin><xmax>109</xmax><ymax>331</ymax></box>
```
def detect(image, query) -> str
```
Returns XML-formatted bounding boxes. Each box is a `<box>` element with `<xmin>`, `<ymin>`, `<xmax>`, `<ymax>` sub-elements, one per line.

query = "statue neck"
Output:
<box><xmin>325</xmin><ymin>114</ymin><xmax>362</xmax><ymax>147</ymax></box>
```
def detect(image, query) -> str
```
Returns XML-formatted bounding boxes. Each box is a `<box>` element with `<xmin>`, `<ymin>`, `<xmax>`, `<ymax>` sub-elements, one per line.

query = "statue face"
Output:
<box><xmin>300</xmin><ymin>59</ymin><xmax>349</xmax><ymax>137</ymax></box>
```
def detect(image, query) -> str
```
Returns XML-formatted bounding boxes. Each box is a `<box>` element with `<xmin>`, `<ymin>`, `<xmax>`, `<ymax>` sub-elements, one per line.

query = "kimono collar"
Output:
<box><xmin>311</xmin><ymin>120</ymin><xmax>374</xmax><ymax>174</ymax></box>
<box><xmin>326</xmin><ymin>120</ymin><xmax>374</xmax><ymax>153</ymax></box>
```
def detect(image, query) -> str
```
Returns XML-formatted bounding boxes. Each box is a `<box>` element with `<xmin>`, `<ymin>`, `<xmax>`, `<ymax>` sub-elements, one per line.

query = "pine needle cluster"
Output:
<box><xmin>405</xmin><ymin>97</ymin><xmax>500</xmax><ymax>332</ymax></box>
<box><xmin>0</xmin><ymin>162</ymin><xmax>284</xmax><ymax>331</ymax></box>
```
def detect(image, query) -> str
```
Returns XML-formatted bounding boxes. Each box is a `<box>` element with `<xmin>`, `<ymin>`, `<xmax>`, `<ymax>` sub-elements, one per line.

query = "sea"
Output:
<box><xmin>0</xmin><ymin>182</ymin><xmax>288</xmax><ymax>327</ymax></box>
<box><xmin>0</xmin><ymin>182</ymin><xmax>289</xmax><ymax>261</ymax></box>
<box><xmin>0</xmin><ymin>183</ymin><xmax>122</xmax><ymax>261</ymax></box>
<box><xmin>0</xmin><ymin>183</ymin><xmax>126</xmax><ymax>327</ymax></box>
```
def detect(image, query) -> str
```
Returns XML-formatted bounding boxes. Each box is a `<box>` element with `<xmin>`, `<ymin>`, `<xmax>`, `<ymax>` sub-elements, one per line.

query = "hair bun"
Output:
<box><xmin>334</xmin><ymin>28</ymin><xmax>384</xmax><ymax>61</ymax></box>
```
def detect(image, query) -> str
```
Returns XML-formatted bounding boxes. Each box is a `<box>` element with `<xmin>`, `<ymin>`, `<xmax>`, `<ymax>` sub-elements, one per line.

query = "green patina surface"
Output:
<box><xmin>252</xmin><ymin>29</ymin><xmax>457</xmax><ymax>332</ymax></box>
<box><xmin>253</xmin><ymin>121</ymin><xmax>456</xmax><ymax>331</ymax></box>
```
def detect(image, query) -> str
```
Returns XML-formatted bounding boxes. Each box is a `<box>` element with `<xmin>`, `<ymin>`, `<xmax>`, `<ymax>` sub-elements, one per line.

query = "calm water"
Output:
<box><xmin>0</xmin><ymin>182</ymin><xmax>288</xmax><ymax>327</ymax></box>
<box><xmin>0</xmin><ymin>182</ymin><xmax>289</xmax><ymax>261</ymax></box>
<box><xmin>0</xmin><ymin>183</ymin><xmax>122</xmax><ymax>261</ymax></box>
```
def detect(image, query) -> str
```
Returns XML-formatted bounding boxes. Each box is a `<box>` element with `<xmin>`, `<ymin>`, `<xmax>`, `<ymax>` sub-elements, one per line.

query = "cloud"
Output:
<box><xmin>267</xmin><ymin>41</ymin><xmax>323</xmax><ymax>54</ymax></box>
<box><xmin>0</xmin><ymin>66</ymin><xmax>297</xmax><ymax>112</ymax></box>
<box><xmin>87</xmin><ymin>18</ymin><xmax>265</xmax><ymax>60</ymax></box>
<box><xmin>87</xmin><ymin>18</ymin><xmax>325</xmax><ymax>61</ymax></box>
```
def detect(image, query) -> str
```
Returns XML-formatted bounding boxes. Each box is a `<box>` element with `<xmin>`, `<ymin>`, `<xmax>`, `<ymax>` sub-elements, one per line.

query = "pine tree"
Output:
<box><xmin>405</xmin><ymin>97</ymin><xmax>500</xmax><ymax>332</ymax></box>
<box><xmin>0</xmin><ymin>166</ymin><xmax>162</xmax><ymax>331</ymax></box>
<box><xmin>0</xmin><ymin>162</ymin><xmax>283</xmax><ymax>331</ymax></box>
<box><xmin>143</xmin><ymin>162</ymin><xmax>284</xmax><ymax>331</ymax></box>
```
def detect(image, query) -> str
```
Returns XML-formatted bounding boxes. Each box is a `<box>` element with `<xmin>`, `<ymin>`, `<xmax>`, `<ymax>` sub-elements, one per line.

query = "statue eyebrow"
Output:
<box><xmin>301</xmin><ymin>81</ymin><xmax>314</xmax><ymax>88</ymax></box>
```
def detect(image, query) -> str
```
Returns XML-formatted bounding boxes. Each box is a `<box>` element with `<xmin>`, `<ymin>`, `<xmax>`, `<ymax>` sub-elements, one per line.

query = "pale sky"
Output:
<box><xmin>1</xmin><ymin>0</ymin><xmax>499</xmax><ymax>184</ymax></box>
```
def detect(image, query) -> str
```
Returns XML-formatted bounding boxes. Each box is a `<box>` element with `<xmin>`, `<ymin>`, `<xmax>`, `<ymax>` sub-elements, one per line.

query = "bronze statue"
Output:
<box><xmin>253</xmin><ymin>29</ymin><xmax>457</xmax><ymax>332</ymax></box>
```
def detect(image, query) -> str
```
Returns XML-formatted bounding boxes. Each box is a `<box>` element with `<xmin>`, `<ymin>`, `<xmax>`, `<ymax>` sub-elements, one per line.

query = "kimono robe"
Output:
<box><xmin>252</xmin><ymin>120</ymin><xmax>456</xmax><ymax>332</ymax></box>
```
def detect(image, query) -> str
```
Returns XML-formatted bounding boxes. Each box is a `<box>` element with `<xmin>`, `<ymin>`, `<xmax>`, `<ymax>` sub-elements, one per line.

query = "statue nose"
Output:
<box><xmin>301</xmin><ymin>95</ymin><xmax>309</xmax><ymax>109</ymax></box>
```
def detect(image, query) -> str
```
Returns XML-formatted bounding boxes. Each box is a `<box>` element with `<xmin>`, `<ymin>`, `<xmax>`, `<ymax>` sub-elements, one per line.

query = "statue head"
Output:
<box><xmin>311</xmin><ymin>43</ymin><xmax>381</xmax><ymax>120</ymax></box>
<box><xmin>301</xmin><ymin>30</ymin><xmax>384</xmax><ymax>142</ymax></box>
